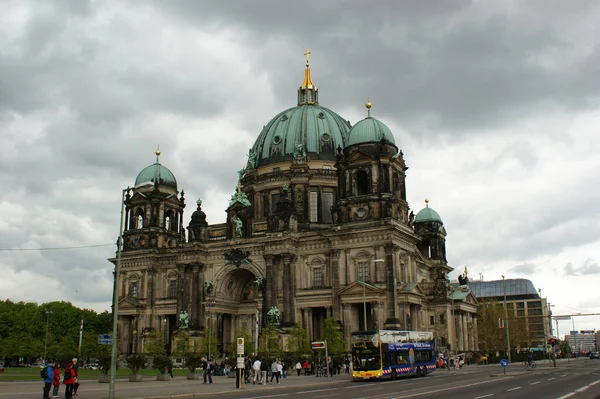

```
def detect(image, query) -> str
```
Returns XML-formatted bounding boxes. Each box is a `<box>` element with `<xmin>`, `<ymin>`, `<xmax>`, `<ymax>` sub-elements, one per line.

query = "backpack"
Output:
<box><xmin>64</xmin><ymin>369</ymin><xmax>72</xmax><ymax>380</ymax></box>
<box><xmin>41</xmin><ymin>367</ymin><xmax>48</xmax><ymax>379</ymax></box>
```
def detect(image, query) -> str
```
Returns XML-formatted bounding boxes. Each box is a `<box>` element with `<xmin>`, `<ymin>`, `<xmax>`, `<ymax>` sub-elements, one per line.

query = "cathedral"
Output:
<box><xmin>109</xmin><ymin>54</ymin><xmax>479</xmax><ymax>356</ymax></box>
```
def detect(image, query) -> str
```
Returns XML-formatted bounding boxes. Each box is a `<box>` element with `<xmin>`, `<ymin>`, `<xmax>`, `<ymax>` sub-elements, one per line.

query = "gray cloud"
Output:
<box><xmin>564</xmin><ymin>259</ymin><xmax>600</xmax><ymax>276</ymax></box>
<box><xmin>1</xmin><ymin>1</ymin><xmax>600</xmax><ymax>312</ymax></box>
<box><xmin>509</xmin><ymin>263</ymin><xmax>538</xmax><ymax>275</ymax></box>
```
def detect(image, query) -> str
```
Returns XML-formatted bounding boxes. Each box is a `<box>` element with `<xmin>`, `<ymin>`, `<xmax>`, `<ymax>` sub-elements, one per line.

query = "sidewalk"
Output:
<box><xmin>0</xmin><ymin>372</ymin><xmax>353</xmax><ymax>399</ymax></box>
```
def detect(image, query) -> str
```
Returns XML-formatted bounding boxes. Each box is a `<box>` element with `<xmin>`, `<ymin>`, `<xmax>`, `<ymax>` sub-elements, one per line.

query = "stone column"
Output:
<box><xmin>384</xmin><ymin>244</ymin><xmax>399</xmax><ymax>321</ymax></box>
<box><xmin>176</xmin><ymin>264</ymin><xmax>186</xmax><ymax>319</ymax></box>
<box><xmin>190</xmin><ymin>264</ymin><xmax>200</xmax><ymax>329</ymax></box>
<box><xmin>473</xmin><ymin>317</ymin><xmax>479</xmax><ymax>351</ymax></box>
<box><xmin>330</xmin><ymin>250</ymin><xmax>341</xmax><ymax>320</ymax></box>
<box><xmin>282</xmin><ymin>253</ymin><xmax>295</xmax><ymax>325</ymax></box>
<box><xmin>264</xmin><ymin>255</ymin><xmax>275</xmax><ymax>310</ymax></box>
<box><xmin>307</xmin><ymin>308</ymin><xmax>313</xmax><ymax>341</ymax></box>
<box><xmin>342</xmin><ymin>304</ymin><xmax>352</xmax><ymax>351</ymax></box>
<box><xmin>147</xmin><ymin>269</ymin><xmax>154</xmax><ymax>307</ymax></box>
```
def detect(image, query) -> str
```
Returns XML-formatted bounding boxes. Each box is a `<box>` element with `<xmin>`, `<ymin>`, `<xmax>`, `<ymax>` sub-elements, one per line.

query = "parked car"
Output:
<box><xmin>590</xmin><ymin>352</ymin><xmax>599</xmax><ymax>359</ymax></box>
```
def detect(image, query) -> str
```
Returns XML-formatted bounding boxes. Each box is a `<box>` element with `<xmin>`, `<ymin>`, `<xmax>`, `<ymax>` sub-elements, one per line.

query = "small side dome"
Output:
<box><xmin>346</xmin><ymin>117</ymin><xmax>395</xmax><ymax>147</ymax></box>
<box><xmin>414</xmin><ymin>199</ymin><xmax>443</xmax><ymax>223</ymax></box>
<box><xmin>134</xmin><ymin>150</ymin><xmax>177</xmax><ymax>189</ymax></box>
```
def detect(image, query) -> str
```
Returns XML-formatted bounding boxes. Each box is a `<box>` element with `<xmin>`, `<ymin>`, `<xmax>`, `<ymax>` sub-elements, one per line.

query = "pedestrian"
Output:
<box><xmin>260</xmin><ymin>359</ymin><xmax>268</xmax><ymax>385</ymax></box>
<box><xmin>168</xmin><ymin>364</ymin><xmax>173</xmax><ymax>378</ymax></box>
<box><xmin>345</xmin><ymin>358</ymin><xmax>350</xmax><ymax>374</ymax></box>
<box><xmin>52</xmin><ymin>362</ymin><xmax>61</xmax><ymax>398</ymax></box>
<box><xmin>281</xmin><ymin>361</ymin><xmax>287</xmax><ymax>378</ymax></box>
<box><xmin>43</xmin><ymin>360</ymin><xmax>54</xmax><ymax>399</ymax></box>
<box><xmin>63</xmin><ymin>362</ymin><xmax>76</xmax><ymax>399</ymax></box>
<box><xmin>270</xmin><ymin>359</ymin><xmax>279</xmax><ymax>384</ymax></box>
<box><xmin>252</xmin><ymin>358</ymin><xmax>261</xmax><ymax>384</ymax></box>
<box><xmin>244</xmin><ymin>357</ymin><xmax>252</xmax><ymax>383</ymax></box>
<box><xmin>71</xmin><ymin>359</ymin><xmax>80</xmax><ymax>396</ymax></box>
<box><xmin>303</xmin><ymin>360</ymin><xmax>309</xmax><ymax>376</ymax></box>
<box><xmin>201</xmin><ymin>357</ymin><xmax>208</xmax><ymax>384</ymax></box>
<box><xmin>206</xmin><ymin>359</ymin><xmax>213</xmax><ymax>385</ymax></box>
<box><xmin>295</xmin><ymin>361</ymin><xmax>302</xmax><ymax>376</ymax></box>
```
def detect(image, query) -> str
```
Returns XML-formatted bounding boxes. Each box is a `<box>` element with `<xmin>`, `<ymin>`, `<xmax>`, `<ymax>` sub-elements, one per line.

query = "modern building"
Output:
<box><xmin>470</xmin><ymin>279</ymin><xmax>550</xmax><ymax>351</ymax></box>
<box><xmin>565</xmin><ymin>330</ymin><xmax>597</xmax><ymax>353</ymax></box>
<box><xmin>109</xmin><ymin>55</ymin><xmax>479</xmax><ymax>356</ymax></box>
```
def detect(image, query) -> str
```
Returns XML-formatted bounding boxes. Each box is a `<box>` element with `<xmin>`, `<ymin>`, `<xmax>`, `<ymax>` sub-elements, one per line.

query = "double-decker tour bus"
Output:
<box><xmin>351</xmin><ymin>330</ymin><xmax>436</xmax><ymax>380</ymax></box>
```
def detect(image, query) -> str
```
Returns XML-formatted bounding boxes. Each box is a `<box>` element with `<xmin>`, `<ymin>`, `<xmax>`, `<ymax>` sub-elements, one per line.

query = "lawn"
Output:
<box><xmin>0</xmin><ymin>367</ymin><xmax>190</xmax><ymax>381</ymax></box>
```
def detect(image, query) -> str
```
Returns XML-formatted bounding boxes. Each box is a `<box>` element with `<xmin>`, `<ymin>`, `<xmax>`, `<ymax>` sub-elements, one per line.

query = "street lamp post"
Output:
<box><xmin>43</xmin><ymin>309</ymin><xmax>51</xmax><ymax>364</ymax></box>
<box><xmin>539</xmin><ymin>288</ymin><xmax>549</xmax><ymax>363</ymax></box>
<box><xmin>502</xmin><ymin>275</ymin><xmax>511</xmax><ymax>363</ymax></box>
<box><xmin>109</xmin><ymin>187</ymin><xmax>129</xmax><ymax>399</ymax></box>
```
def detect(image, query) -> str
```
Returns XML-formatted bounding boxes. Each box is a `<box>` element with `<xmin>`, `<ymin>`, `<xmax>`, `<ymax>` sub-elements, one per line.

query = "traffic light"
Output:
<box><xmin>548</xmin><ymin>338</ymin><xmax>556</xmax><ymax>346</ymax></box>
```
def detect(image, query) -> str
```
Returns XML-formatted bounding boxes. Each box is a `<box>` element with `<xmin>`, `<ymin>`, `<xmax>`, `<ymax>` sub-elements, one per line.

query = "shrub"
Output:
<box><xmin>126</xmin><ymin>354</ymin><xmax>148</xmax><ymax>374</ymax></box>
<box><xmin>184</xmin><ymin>353</ymin><xmax>203</xmax><ymax>373</ymax></box>
<box><xmin>152</xmin><ymin>354</ymin><xmax>172</xmax><ymax>374</ymax></box>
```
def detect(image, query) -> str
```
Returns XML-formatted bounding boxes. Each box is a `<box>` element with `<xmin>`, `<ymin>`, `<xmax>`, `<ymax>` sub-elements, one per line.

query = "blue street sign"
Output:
<box><xmin>500</xmin><ymin>358</ymin><xmax>509</xmax><ymax>368</ymax></box>
<box><xmin>98</xmin><ymin>334</ymin><xmax>112</xmax><ymax>345</ymax></box>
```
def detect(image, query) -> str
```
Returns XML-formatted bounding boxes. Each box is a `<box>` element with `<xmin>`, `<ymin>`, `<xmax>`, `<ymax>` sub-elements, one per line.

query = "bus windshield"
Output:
<box><xmin>353</xmin><ymin>354</ymin><xmax>381</xmax><ymax>371</ymax></box>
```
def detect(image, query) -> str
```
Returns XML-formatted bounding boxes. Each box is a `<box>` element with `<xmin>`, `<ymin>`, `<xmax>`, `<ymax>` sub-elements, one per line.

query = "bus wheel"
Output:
<box><xmin>391</xmin><ymin>369</ymin><xmax>397</xmax><ymax>380</ymax></box>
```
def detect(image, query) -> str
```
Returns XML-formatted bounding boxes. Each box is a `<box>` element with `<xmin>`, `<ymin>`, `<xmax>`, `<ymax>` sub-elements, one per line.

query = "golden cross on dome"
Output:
<box><xmin>304</xmin><ymin>49</ymin><xmax>311</xmax><ymax>66</ymax></box>
<box><xmin>236</xmin><ymin>181</ymin><xmax>242</xmax><ymax>194</ymax></box>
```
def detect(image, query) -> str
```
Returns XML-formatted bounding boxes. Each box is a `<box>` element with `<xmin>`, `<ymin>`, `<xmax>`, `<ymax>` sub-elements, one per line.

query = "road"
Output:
<box><xmin>2</xmin><ymin>358</ymin><xmax>599</xmax><ymax>399</ymax></box>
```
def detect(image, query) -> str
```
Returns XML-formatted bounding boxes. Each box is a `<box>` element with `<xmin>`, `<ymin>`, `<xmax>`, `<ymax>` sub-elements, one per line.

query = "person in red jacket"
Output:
<box><xmin>63</xmin><ymin>362</ymin><xmax>76</xmax><ymax>399</ymax></box>
<box><xmin>51</xmin><ymin>362</ymin><xmax>61</xmax><ymax>398</ymax></box>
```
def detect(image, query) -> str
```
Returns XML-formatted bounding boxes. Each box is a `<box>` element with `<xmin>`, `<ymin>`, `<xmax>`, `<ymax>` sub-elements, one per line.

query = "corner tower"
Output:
<box><xmin>334</xmin><ymin>100</ymin><xmax>409</xmax><ymax>224</ymax></box>
<box><xmin>122</xmin><ymin>149</ymin><xmax>186</xmax><ymax>251</ymax></box>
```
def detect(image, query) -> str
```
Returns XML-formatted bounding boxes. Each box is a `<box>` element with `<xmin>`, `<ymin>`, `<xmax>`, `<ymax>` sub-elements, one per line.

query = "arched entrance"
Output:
<box><xmin>210</xmin><ymin>267</ymin><xmax>262</xmax><ymax>356</ymax></box>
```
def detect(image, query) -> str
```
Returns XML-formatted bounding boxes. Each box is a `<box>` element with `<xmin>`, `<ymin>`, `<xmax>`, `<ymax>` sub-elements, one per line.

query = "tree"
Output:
<box><xmin>228</xmin><ymin>329</ymin><xmax>253</xmax><ymax>356</ymax></box>
<box><xmin>126</xmin><ymin>353</ymin><xmax>148</xmax><ymax>374</ymax></box>
<box><xmin>145</xmin><ymin>330</ymin><xmax>167</xmax><ymax>356</ymax></box>
<box><xmin>321</xmin><ymin>318</ymin><xmax>344</xmax><ymax>356</ymax></box>
<box><xmin>476</xmin><ymin>300</ymin><xmax>506</xmax><ymax>355</ymax></box>
<box><xmin>288</xmin><ymin>324</ymin><xmax>311</xmax><ymax>356</ymax></box>
<box><xmin>258</xmin><ymin>324</ymin><xmax>282</xmax><ymax>359</ymax></box>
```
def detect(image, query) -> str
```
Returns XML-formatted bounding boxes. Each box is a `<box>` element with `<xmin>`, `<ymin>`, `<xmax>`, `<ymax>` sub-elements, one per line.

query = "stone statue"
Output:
<box><xmin>293</xmin><ymin>142</ymin><xmax>307</xmax><ymax>163</ymax></box>
<box><xmin>267</xmin><ymin>306</ymin><xmax>280</xmax><ymax>324</ymax></box>
<box><xmin>233</xmin><ymin>215</ymin><xmax>243</xmax><ymax>237</ymax></box>
<box><xmin>179</xmin><ymin>310</ymin><xmax>189</xmax><ymax>329</ymax></box>
<box><xmin>253</xmin><ymin>276</ymin><xmax>264</xmax><ymax>291</ymax></box>
<box><xmin>204</xmin><ymin>280</ymin><xmax>213</xmax><ymax>295</ymax></box>
<box><xmin>247</xmin><ymin>149</ymin><xmax>257</xmax><ymax>168</ymax></box>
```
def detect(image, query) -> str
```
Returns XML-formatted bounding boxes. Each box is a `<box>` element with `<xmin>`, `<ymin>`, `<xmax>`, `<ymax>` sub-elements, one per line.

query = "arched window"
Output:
<box><xmin>135</xmin><ymin>209</ymin><xmax>144</xmax><ymax>229</ymax></box>
<box><xmin>356</xmin><ymin>170</ymin><xmax>369</xmax><ymax>195</ymax></box>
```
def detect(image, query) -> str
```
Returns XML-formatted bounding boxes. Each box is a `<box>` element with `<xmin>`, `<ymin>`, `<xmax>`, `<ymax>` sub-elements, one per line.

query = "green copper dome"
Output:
<box><xmin>250</xmin><ymin>105</ymin><xmax>351</xmax><ymax>167</ymax></box>
<box><xmin>347</xmin><ymin>116</ymin><xmax>395</xmax><ymax>147</ymax></box>
<box><xmin>135</xmin><ymin>162</ymin><xmax>177</xmax><ymax>189</ymax></box>
<box><xmin>247</xmin><ymin>60</ymin><xmax>351</xmax><ymax>168</ymax></box>
<box><xmin>414</xmin><ymin>204</ymin><xmax>443</xmax><ymax>223</ymax></box>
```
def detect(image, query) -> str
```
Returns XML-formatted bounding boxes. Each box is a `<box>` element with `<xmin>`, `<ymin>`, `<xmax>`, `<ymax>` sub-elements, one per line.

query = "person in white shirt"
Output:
<box><xmin>252</xmin><ymin>359</ymin><xmax>261</xmax><ymax>384</ymax></box>
<box><xmin>295</xmin><ymin>361</ymin><xmax>302</xmax><ymax>376</ymax></box>
<box><xmin>270</xmin><ymin>360</ymin><xmax>280</xmax><ymax>384</ymax></box>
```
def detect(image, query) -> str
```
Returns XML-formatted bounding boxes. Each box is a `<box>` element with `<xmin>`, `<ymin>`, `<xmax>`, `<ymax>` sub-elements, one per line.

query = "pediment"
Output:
<box><xmin>346</xmin><ymin>150</ymin><xmax>375</xmax><ymax>163</ymax></box>
<box><xmin>398</xmin><ymin>282</ymin><xmax>425</xmax><ymax>296</ymax></box>
<box><xmin>118</xmin><ymin>297</ymin><xmax>140</xmax><ymax>309</ymax></box>
<box><xmin>339</xmin><ymin>281</ymin><xmax>385</xmax><ymax>297</ymax></box>
<box><xmin>463</xmin><ymin>291</ymin><xmax>478</xmax><ymax>306</ymax></box>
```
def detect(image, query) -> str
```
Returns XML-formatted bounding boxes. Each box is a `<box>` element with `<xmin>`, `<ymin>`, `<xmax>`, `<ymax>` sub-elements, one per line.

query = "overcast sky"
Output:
<box><xmin>1</xmin><ymin>0</ymin><xmax>599</xmax><ymax>337</ymax></box>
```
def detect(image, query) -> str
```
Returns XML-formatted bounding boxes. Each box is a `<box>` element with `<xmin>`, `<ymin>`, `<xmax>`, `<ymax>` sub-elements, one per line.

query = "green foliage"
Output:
<box><xmin>258</xmin><ymin>324</ymin><xmax>282</xmax><ymax>359</ymax></box>
<box><xmin>152</xmin><ymin>354</ymin><xmax>172</xmax><ymax>374</ymax></box>
<box><xmin>96</xmin><ymin>346</ymin><xmax>113</xmax><ymax>376</ymax></box>
<box><xmin>228</xmin><ymin>330</ymin><xmax>253</xmax><ymax>356</ymax></box>
<box><xmin>0</xmin><ymin>299</ymin><xmax>112</xmax><ymax>363</ymax></box>
<box><xmin>184</xmin><ymin>353</ymin><xmax>203</xmax><ymax>373</ymax></box>
<box><xmin>288</xmin><ymin>324</ymin><xmax>311</xmax><ymax>356</ymax></box>
<box><xmin>321</xmin><ymin>318</ymin><xmax>344</xmax><ymax>356</ymax></box>
<box><xmin>144</xmin><ymin>330</ymin><xmax>166</xmax><ymax>356</ymax></box>
<box><xmin>126</xmin><ymin>353</ymin><xmax>148</xmax><ymax>374</ymax></box>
